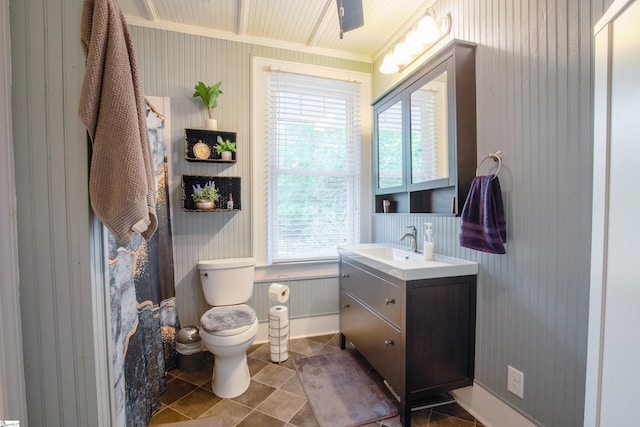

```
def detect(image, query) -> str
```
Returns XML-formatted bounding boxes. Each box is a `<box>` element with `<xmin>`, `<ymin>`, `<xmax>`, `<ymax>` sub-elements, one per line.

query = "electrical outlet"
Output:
<box><xmin>507</xmin><ymin>365</ymin><xmax>524</xmax><ymax>399</ymax></box>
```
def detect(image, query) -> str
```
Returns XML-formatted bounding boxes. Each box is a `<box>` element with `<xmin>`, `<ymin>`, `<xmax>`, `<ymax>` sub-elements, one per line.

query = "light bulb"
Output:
<box><xmin>379</xmin><ymin>53</ymin><xmax>399</xmax><ymax>74</ymax></box>
<box><xmin>393</xmin><ymin>42</ymin><xmax>413</xmax><ymax>65</ymax></box>
<box><xmin>418</xmin><ymin>14</ymin><xmax>440</xmax><ymax>43</ymax></box>
<box><xmin>404</xmin><ymin>30</ymin><xmax>424</xmax><ymax>56</ymax></box>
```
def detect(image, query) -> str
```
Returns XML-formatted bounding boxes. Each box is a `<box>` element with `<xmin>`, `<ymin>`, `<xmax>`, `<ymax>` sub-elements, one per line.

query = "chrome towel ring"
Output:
<box><xmin>476</xmin><ymin>150</ymin><xmax>502</xmax><ymax>179</ymax></box>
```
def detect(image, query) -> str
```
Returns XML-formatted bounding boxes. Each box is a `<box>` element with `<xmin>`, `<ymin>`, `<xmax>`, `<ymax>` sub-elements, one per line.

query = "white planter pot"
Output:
<box><xmin>221</xmin><ymin>150</ymin><xmax>232</xmax><ymax>161</ymax></box>
<box><xmin>204</xmin><ymin>118</ymin><xmax>217</xmax><ymax>130</ymax></box>
<box><xmin>195</xmin><ymin>200</ymin><xmax>215</xmax><ymax>210</ymax></box>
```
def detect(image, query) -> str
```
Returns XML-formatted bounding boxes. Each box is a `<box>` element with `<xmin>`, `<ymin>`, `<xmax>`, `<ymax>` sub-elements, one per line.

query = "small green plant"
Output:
<box><xmin>193</xmin><ymin>81</ymin><xmax>223</xmax><ymax>119</ymax></box>
<box><xmin>215</xmin><ymin>136</ymin><xmax>237</xmax><ymax>154</ymax></box>
<box><xmin>191</xmin><ymin>181</ymin><xmax>219</xmax><ymax>202</ymax></box>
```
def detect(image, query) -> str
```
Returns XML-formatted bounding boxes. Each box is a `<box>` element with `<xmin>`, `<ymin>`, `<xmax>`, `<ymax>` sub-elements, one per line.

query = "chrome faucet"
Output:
<box><xmin>399</xmin><ymin>226</ymin><xmax>418</xmax><ymax>253</ymax></box>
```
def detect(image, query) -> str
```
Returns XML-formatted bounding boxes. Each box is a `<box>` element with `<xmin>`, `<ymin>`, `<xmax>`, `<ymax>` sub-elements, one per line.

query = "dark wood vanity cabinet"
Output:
<box><xmin>339</xmin><ymin>254</ymin><xmax>477</xmax><ymax>427</ymax></box>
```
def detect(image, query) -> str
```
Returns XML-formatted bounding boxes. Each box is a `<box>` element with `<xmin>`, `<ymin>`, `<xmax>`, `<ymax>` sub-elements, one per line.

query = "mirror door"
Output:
<box><xmin>376</xmin><ymin>99</ymin><xmax>404</xmax><ymax>191</ymax></box>
<box><xmin>410</xmin><ymin>68</ymin><xmax>449</xmax><ymax>187</ymax></box>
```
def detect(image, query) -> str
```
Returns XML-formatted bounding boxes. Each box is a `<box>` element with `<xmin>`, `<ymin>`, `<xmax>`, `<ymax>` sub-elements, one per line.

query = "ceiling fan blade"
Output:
<box><xmin>336</xmin><ymin>0</ymin><xmax>364</xmax><ymax>37</ymax></box>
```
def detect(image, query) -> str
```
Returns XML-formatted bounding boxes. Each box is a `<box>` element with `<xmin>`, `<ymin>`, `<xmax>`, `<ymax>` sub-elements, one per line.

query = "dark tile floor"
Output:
<box><xmin>148</xmin><ymin>334</ymin><xmax>484</xmax><ymax>426</ymax></box>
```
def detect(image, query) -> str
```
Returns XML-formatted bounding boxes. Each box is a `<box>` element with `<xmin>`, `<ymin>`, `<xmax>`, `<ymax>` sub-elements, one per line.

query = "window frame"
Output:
<box><xmin>251</xmin><ymin>57</ymin><xmax>372</xmax><ymax>275</ymax></box>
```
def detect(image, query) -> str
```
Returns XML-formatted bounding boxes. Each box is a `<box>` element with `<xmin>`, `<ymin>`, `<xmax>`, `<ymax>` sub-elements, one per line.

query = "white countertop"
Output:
<box><xmin>338</xmin><ymin>243</ymin><xmax>478</xmax><ymax>281</ymax></box>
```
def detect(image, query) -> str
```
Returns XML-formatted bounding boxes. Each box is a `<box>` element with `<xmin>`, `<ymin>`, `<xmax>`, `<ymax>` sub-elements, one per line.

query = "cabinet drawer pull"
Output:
<box><xmin>343</xmin><ymin>304</ymin><xmax>350</xmax><ymax>308</ymax></box>
<box><xmin>384</xmin><ymin>339</ymin><xmax>395</xmax><ymax>346</ymax></box>
<box><xmin>341</xmin><ymin>273</ymin><xmax>350</xmax><ymax>278</ymax></box>
<box><xmin>385</xmin><ymin>298</ymin><xmax>395</xmax><ymax>305</ymax></box>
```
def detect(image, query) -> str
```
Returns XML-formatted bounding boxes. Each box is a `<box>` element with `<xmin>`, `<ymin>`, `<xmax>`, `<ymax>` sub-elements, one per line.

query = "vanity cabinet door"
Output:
<box><xmin>341</xmin><ymin>291</ymin><xmax>402</xmax><ymax>390</ymax></box>
<box><xmin>406</xmin><ymin>278</ymin><xmax>476</xmax><ymax>394</ymax></box>
<box><xmin>341</xmin><ymin>261</ymin><xmax>402</xmax><ymax>327</ymax></box>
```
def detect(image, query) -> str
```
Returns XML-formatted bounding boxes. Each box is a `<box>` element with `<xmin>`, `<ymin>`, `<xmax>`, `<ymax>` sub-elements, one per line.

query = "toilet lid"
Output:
<box><xmin>200</xmin><ymin>304</ymin><xmax>257</xmax><ymax>336</ymax></box>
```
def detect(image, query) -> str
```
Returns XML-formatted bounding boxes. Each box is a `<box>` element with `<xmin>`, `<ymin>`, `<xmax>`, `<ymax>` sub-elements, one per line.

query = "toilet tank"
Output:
<box><xmin>197</xmin><ymin>257</ymin><xmax>256</xmax><ymax>306</ymax></box>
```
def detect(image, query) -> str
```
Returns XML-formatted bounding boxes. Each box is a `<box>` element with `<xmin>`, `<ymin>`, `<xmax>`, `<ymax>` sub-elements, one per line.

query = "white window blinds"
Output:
<box><xmin>268</xmin><ymin>70</ymin><xmax>361</xmax><ymax>262</ymax></box>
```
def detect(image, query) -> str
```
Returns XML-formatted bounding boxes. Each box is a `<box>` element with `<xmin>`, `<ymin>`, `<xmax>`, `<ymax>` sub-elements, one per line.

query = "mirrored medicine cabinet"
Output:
<box><xmin>373</xmin><ymin>40</ymin><xmax>477</xmax><ymax>214</ymax></box>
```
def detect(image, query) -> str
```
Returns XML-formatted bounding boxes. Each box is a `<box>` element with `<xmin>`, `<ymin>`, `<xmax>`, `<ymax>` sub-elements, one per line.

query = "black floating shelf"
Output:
<box><xmin>181</xmin><ymin>175</ymin><xmax>241</xmax><ymax>212</ymax></box>
<box><xmin>184</xmin><ymin>128</ymin><xmax>237</xmax><ymax>162</ymax></box>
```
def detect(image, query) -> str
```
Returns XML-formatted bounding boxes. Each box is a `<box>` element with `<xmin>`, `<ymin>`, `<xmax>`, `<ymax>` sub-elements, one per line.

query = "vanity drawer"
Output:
<box><xmin>341</xmin><ymin>291</ymin><xmax>402</xmax><ymax>390</ymax></box>
<box><xmin>341</xmin><ymin>261</ymin><xmax>402</xmax><ymax>327</ymax></box>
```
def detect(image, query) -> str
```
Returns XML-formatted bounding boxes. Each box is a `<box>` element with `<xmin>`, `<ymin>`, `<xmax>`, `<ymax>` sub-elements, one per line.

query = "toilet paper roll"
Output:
<box><xmin>268</xmin><ymin>283</ymin><xmax>290</xmax><ymax>303</ymax></box>
<box><xmin>271</xmin><ymin>351</ymin><xmax>289</xmax><ymax>363</ymax></box>
<box><xmin>270</xmin><ymin>335</ymin><xmax>289</xmax><ymax>346</ymax></box>
<box><xmin>270</xmin><ymin>342</ymin><xmax>289</xmax><ymax>353</ymax></box>
<box><xmin>269</xmin><ymin>323</ymin><xmax>289</xmax><ymax>337</ymax></box>
<box><xmin>269</xmin><ymin>318</ymin><xmax>289</xmax><ymax>329</ymax></box>
<box><xmin>269</xmin><ymin>305</ymin><xmax>288</xmax><ymax>323</ymax></box>
<box><xmin>269</xmin><ymin>337</ymin><xmax>289</xmax><ymax>353</ymax></box>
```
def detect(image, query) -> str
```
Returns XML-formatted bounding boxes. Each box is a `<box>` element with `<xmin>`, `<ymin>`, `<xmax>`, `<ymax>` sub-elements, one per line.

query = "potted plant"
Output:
<box><xmin>191</xmin><ymin>180</ymin><xmax>219</xmax><ymax>210</ymax></box>
<box><xmin>215</xmin><ymin>136</ymin><xmax>236</xmax><ymax>161</ymax></box>
<box><xmin>193</xmin><ymin>81</ymin><xmax>223</xmax><ymax>130</ymax></box>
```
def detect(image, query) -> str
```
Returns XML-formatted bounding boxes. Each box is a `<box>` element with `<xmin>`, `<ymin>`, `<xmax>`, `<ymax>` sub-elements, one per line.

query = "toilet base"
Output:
<box><xmin>211</xmin><ymin>353</ymin><xmax>251</xmax><ymax>398</ymax></box>
<box><xmin>200</xmin><ymin>319</ymin><xmax>259</xmax><ymax>399</ymax></box>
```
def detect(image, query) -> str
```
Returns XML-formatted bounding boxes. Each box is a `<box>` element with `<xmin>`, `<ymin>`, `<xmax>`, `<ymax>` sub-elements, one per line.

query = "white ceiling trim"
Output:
<box><xmin>142</xmin><ymin>0</ymin><xmax>160</xmax><ymax>23</ymax></box>
<box><xmin>306</xmin><ymin>0</ymin><xmax>333</xmax><ymax>47</ymax></box>
<box><xmin>125</xmin><ymin>15</ymin><xmax>373</xmax><ymax>63</ymax></box>
<box><xmin>235</xmin><ymin>0</ymin><xmax>248</xmax><ymax>36</ymax></box>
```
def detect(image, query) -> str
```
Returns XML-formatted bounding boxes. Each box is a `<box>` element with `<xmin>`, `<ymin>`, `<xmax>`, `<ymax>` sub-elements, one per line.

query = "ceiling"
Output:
<box><xmin>120</xmin><ymin>0</ymin><xmax>434</xmax><ymax>62</ymax></box>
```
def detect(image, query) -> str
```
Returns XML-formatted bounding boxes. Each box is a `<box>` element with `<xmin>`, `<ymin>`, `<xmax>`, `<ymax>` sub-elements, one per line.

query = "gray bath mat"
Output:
<box><xmin>294</xmin><ymin>351</ymin><xmax>398</xmax><ymax>427</ymax></box>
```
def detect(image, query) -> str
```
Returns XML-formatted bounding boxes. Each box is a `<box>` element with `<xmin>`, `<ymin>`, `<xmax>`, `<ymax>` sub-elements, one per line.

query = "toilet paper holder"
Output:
<box><xmin>268</xmin><ymin>276</ymin><xmax>291</xmax><ymax>363</ymax></box>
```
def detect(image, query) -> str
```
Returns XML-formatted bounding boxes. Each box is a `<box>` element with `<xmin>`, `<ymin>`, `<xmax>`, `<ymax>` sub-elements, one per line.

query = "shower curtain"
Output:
<box><xmin>108</xmin><ymin>97</ymin><xmax>179</xmax><ymax>426</ymax></box>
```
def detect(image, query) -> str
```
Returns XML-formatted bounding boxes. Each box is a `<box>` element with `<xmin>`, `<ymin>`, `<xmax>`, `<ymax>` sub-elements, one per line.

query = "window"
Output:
<box><xmin>252</xmin><ymin>58</ymin><xmax>371</xmax><ymax>267</ymax></box>
<box><xmin>268</xmin><ymin>71</ymin><xmax>360</xmax><ymax>262</ymax></box>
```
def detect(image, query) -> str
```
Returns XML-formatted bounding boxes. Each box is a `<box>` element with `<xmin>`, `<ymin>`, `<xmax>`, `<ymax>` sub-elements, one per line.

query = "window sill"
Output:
<box><xmin>254</xmin><ymin>259</ymin><xmax>339</xmax><ymax>283</ymax></box>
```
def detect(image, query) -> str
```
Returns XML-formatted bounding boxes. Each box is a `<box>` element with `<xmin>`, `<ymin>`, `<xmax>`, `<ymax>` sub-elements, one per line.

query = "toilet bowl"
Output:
<box><xmin>200</xmin><ymin>305</ymin><xmax>258</xmax><ymax>398</ymax></box>
<box><xmin>198</xmin><ymin>258</ymin><xmax>258</xmax><ymax>398</ymax></box>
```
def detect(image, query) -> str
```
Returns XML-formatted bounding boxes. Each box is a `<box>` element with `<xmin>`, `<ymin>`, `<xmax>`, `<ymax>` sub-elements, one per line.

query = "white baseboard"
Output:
<box><xmin>452</xmin><ymin>382</ymin><xmax>539</xmax><ymax>427</ymax></box>
<box><xmin>255</xmin><ymin>314</ymin><xmax>339</xmax><ymax>343</ymax></box>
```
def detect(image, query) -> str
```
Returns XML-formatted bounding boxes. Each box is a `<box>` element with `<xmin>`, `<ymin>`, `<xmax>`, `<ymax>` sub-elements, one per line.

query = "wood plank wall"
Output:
<box><xmin>372</xmin><ymin>1</ymin><xmax>613</xmax><ymax>426</ymax></box>
<box><xmin>128</xmin><ymin>26</ymin><xmax>370</xmax><ymax>328</ymax></box>
<box><xmin>10</xmin><ymin>0</ymin><xmax>105</xmax><ymax>425</ymax></box>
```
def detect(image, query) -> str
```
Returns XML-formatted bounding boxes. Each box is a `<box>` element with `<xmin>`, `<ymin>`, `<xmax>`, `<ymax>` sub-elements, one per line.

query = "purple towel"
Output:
<box><xmin>459</xmin><ymin>175</ymin><xmax>506</xmax><ymax>254</ymax></box>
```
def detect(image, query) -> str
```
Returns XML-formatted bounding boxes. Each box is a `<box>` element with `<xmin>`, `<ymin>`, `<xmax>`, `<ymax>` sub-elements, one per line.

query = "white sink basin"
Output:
<box><xmin>338</xmin><ymin>243</ymin><xmax>478</xmax><ymax>281</ymax></box>
<box><xmin>356</xmin><ymin>245</ymin><xmax>422</xmax><ymax>261</ymax></box>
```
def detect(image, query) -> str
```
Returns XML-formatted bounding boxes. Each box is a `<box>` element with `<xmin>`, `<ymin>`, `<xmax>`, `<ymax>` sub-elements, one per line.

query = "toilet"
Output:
<box><xmin>197</xmin><ymin>257</ymin><xmax>258</xmax><ymax>398</ymax></box>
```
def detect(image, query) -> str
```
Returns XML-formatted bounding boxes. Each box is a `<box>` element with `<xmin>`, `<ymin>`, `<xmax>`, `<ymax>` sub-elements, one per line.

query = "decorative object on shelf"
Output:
<box><xmin>184</xmin><ymin>129</ymin><xmax>237</xmax><ymax>162</ymax></box>
<box><xmin>191</xmin><ymin>180</ymin><xmax>219</xmax><ymax>210</ymax></box>
<box><xmin>182</xmin><ymin>175</ymin><xmax>241</xmax><ymax>211</ymax></box>
<box><xmin>215</xmin><ymin>136</ymin><xmax>237</xmax><ymax>161</ymax></box>
<box><xmin>193</xmin><ymin>81</ymin><xmax>223</xmax><ymax>130</ymax></box>
<box><xmin>193</xmin><ymin>139</ymin><xmax>211</xmax><ymax>160</ymax></box>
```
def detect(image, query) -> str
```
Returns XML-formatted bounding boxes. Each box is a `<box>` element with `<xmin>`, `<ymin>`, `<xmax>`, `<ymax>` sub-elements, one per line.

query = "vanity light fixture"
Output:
<box><xmin>379</xmin><ymin>8</ymin><xmax>452</xmax><ymax>74</ymax></box>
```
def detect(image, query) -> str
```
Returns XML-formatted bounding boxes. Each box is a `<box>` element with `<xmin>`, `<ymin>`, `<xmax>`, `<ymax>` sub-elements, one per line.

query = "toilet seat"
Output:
<box><xmin>200</xmin><ymin>304</ymin><xmax>257</xmax><ymax>337</ymax></box>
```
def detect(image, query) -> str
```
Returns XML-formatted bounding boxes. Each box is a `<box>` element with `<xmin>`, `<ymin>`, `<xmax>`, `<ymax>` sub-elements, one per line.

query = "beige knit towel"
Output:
<box><xmin>79</xmin><ymin>0</ymin><xmax>157</xmax><ymax>243</ymax></box>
